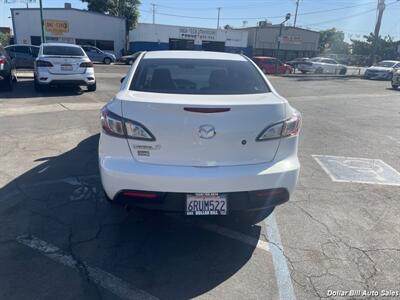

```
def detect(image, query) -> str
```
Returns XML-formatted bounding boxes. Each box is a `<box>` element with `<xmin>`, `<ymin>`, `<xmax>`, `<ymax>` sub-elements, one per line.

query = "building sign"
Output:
<box><xmin>45</xmin><ymin>19</ymin><xmax>69</xmax><ymax>35</ymax></box>
<box><xmin>179</xmin><ymin>27</ymin><xmax>217</xmax><ymax>41</ymax></box>
<box><xmin>278</xmin><ymin>35</ymin><xmax>302</xmax><ymax>45</ymax></box>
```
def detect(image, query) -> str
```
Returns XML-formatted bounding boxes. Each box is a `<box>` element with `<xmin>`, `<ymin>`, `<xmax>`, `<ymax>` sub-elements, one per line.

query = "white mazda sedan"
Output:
<box><xmin>99</xmin><ymin>51</ymin><xmax>300</xmax><ymax>223</ymax></box>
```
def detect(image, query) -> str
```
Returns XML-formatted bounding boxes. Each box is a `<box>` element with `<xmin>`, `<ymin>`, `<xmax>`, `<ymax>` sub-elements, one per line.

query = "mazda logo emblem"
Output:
<box><xmin>198</xmin><ymin>125</ymin><xmax>216</xmax><ymax>139</ymax></box>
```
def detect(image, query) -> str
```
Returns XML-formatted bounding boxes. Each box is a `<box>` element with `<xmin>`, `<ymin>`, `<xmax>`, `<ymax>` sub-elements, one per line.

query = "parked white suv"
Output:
<box><xmin>99</xmin><ymin>51</ymin><xmax>301</xmax><ymax>224</ymax></box>
<box><xmin>297</xmin><ymin>57</ymin><xmax>347</xmax><ymax>75</ymax></box>
<box><xmin>34</xmin><ymin>43</ymin><xmax>96</xmax><ymax>92</ymax></box>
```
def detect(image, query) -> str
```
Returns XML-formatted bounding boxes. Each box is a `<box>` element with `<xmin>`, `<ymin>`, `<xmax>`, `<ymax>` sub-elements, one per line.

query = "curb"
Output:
<box><xmin>16</xmin><ymin>71</ymin><xmax>34</xmax><ymax>79</ymax></box>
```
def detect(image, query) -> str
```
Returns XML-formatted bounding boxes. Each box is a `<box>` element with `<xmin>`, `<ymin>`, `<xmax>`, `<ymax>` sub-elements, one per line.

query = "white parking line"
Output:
<box><xmin>265</xmin><ymin>213</ymin><xmax>296</xmax><ymax>300</ymax></box>
<box><xmin>194</xmin><ymin>221</ymin><xmax>269</xmax><ymax>252</ymax></box>
<box><xmin>16</xmin><ymin>235</ymin><xmax>159</xmax><ymax>300</ymax></box>
<box><xmin>387</xmin><ymin>135</ymin><xmax>400</xmax><ymax>145</ymax></box>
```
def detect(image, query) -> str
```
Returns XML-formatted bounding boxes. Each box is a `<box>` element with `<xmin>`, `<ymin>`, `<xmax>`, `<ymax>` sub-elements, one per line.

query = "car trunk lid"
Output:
<box><xmin>120</xmin><ymin>91</ymin><xmax>286</xmax><ymax>167</ymax></box>
<box><xmin>42</xmin><ymin>56</ymin><xmax>86</xmax><ymax>75</ymax></box>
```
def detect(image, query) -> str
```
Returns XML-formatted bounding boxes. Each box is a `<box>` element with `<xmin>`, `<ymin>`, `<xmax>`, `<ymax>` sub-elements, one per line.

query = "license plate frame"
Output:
<box><xmin>186</xmin><ymin>193</ymin><xmax>227</xmax><ymax>216</ymax></box>
<box><xmin>61</xmin><ymin>64</ymin><xmax>73</xmax><ymax>71</ymax></box>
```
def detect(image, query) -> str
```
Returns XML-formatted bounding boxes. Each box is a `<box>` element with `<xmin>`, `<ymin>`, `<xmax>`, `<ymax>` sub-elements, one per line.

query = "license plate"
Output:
<box><xmin>61</xmin><ymin>64</ymin><xmax>73</xmax><ymax>71</ymax></box>
<box><xmin>186</xmin><ymin>193</ymin><xmax>227</xmax><ymax>216</ymax></box>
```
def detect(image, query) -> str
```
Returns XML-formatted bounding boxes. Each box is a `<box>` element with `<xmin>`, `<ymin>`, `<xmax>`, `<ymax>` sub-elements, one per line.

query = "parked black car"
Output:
<box><xmin>0</xmin><ymin>44</ymin><xmax>16</xmax><ymax>91</ymax></box>
<box><xmin>5</xmin><ymin>44</ymin><xmax>39</xmax><ymax>69</ymax></box>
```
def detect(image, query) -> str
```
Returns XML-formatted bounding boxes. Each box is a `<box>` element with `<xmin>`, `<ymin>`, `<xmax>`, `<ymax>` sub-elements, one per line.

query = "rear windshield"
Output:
<box><xmin>43</xmin><ymin>46</ymin><xmax>85</xmax><ymax>57</ymax></box>
<box><xmin>131</xmin><ymin>58</ymin><xmax>269</xmax><ymax>94</ymax></box>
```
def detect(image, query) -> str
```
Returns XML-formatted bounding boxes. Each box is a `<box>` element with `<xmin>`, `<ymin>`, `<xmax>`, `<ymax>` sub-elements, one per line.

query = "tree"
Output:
<box><xmin>82</xmin><ymin>0</ymin><xmax>141</xmax><ymax>52</ymax></box>
<box><xmin>0</xmin><ymin>32</ymin><xmax>10</xmax><ymax>46</ymax></box>
<box><xmin>351</xmin><ymin>33</ymin><xmax>399</xmax><ymax>63</ymax></box>
<box><xmin>224</xmin><ymin>24</ymin><xmax>234</xmax><ymax>30</ymax></box>
<box><xmin>319</xmin><ymin>28</ymin><xmax>350</xmax><ymax>54</ymax></box>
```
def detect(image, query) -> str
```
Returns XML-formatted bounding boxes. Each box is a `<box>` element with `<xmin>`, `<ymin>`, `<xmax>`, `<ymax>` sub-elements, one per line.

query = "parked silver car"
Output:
<box><xmin>81</xmin><ymin>45</ymin><xmax>116</xmax><ymax>64</ymax></box>
<box><xmin>5</xmin><ymin>44</ymin><xmax>39</xmax><ymax>69</ymax></box>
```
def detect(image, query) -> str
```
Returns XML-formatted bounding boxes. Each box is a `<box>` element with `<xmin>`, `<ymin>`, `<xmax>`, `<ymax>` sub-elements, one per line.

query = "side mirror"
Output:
<box><xmin>120</xmin><ymin>76</ymin><xmax>125</xmax><ymax>83</ymax></box>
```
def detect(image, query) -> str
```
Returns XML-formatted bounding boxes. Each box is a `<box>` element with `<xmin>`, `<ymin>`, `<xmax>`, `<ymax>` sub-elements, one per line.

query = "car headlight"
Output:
<box><xmin>396</xmin><ymin>69</ymin><xmax>400</xmax><ymax>75</ymax></box>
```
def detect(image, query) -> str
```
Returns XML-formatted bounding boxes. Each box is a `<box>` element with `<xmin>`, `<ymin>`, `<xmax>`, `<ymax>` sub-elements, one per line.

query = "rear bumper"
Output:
<box><xmin>99</xmin><ymin>134</ymin><xmax>300</xmax><ymax>212</ymax></box>
<box><xmin>35</xmin><ymin>68</ymin><xmax>95</xmax><ymax>86</ymax></box>
<box><xmin>113</xmin><ymin>188</ymin><xmax>289</xmax><ymax>212</ymax></box>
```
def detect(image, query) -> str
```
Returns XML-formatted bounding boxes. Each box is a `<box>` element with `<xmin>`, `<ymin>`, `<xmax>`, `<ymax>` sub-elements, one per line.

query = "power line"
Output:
<box><xmin>301</xmin><ymin>0</ymin><xmax>397</xmax><ymax>27</ymax></box>
<box><xmin>141</xmin><ymin>1</ymin><xmax>378</xmax><ymax>22</ymax></box>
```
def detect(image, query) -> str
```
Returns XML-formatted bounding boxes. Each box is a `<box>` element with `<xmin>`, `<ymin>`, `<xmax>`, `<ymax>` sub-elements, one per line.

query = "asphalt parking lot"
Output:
<box><xmin>1</xmin><ymin>64</ymin><xmax>400</xmax><ymax>300</ymax></box>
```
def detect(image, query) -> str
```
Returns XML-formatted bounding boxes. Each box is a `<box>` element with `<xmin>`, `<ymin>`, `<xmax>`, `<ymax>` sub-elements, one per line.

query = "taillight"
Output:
<box><xmin>256</xmin><ymin>110</ymin><xmax>301</xmax><ymax>141</ymax></box>
<box><xmin>36</xmin><ymin>60</ymin><xmax>53</xmax><ymax>67</ymax></box>
<box><xmin>281</xmin><ymin>111</ymin><xmax>301</xmax><ymax>137</ymax></box>
<box><xmin>0</xmin><ymin>58</ymin><xmax>5</xmax><ymax>64</ymax></box>
<box><xmin>101</xmin><ymin>107</ymin><xmax>155</xmax><ymax>141</ymax></box>
<box><xmin>80</xmin><ymin>61</ymin><xmax>93</xmax><ymax>68</ymax></box>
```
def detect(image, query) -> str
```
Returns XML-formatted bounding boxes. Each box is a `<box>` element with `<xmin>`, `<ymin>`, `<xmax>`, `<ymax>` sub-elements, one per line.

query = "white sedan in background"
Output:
<box><xmin>364</xmin><ymin>60</ymin><xmax>400</xmax><ymax>80</ymax></box>
<box><xmin>34</xmin><ymin>43</ymin><xmax>96</xmax><ymax>92</ymax></box>
<box><xmin>99</xmin><ymin>51</ymin><xmax>301</xmax><ymax>224</ymax></box>
<box><xmin>297</xmin><ymin>57</ymin><xmax>347</xmax><ymax>75</ymax></box>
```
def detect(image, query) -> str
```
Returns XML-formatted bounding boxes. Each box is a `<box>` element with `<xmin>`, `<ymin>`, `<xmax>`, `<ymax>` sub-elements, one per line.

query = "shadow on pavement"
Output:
<box><xmin>0</xmin><ymin>79</ymin><xmax>89</xmax><ymax>99</ymax></box>
<box><xmin>0</xmin><ymin>134</ymin><xmax>262</xmax><ymax>299</ymax></box>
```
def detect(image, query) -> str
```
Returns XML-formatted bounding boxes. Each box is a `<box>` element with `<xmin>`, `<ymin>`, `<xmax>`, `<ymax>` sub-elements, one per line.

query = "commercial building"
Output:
<box><xmin>0</xmin><ymin>27</ymin><xmax>11</xmax><ymax>35</ymax></box>
<box><xmin>243</xmin><ymin>25</ymin><xmax>320</xmax><ymax>61</ymax></box>
<box><xmin>11</xmin><ymin>4</ymin><xmax>126</xmax><ymax>56</ymax></box>
<box><xmin>129</xmin><ymin>23</ymin><xmax>250</xmax><ymax>55</ymax></box>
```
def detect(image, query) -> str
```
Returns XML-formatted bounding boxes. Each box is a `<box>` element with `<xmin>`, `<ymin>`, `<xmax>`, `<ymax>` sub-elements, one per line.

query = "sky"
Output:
<box><xmin>1</xmin><ymin>0</ymin><xmax>400</xmax><ymax>41</ymax></box>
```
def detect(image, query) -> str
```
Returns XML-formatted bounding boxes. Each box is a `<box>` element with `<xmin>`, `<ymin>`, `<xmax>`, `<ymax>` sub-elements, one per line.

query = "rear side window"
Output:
<box><xmin>43</xmin><ymin>46</ymin><xmax>85</xmax><ymax>56</ymax></box>
<box><xmin>14</xmin><ymin>46</ymin><xmax>30</xmax><ymax>54</ymax></box>
<box><xmin>131</xmin><ymin>58</ymin><xmax>269</xmax><ymax>95</ymax></box>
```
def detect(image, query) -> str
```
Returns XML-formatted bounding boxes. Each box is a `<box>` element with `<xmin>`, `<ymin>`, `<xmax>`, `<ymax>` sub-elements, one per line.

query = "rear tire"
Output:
<box><xmin>104</xmin><ymin>58</ymin><xmax>112</xmax><ymax>65</ymax></box>
<box><xmin>2</xmin><ymin>74</ymin><xmax>13</xmax><ymax>91</ymax></box>
<box><xmin>392</xmin><ymin>84</ymin><xmax>399</xmax><ymax>90</ymax></box>
<box><xmin>34</xmin><ymin>79</ymin><xmax>46</xmax><ymax>92</ymax></box>
<box><xmin>87</xmin><ymin>82</ymin><xmax>97</xmax><ymax>92</ymax></box>
<box><xmin>300</xmin><ymin>70</ymin><xmax>307</xmax><ymax>74</ymax></box>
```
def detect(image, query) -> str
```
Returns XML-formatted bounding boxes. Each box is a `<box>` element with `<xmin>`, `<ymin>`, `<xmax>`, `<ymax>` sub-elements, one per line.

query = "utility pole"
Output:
<box><xmin>151</xmin><ymin>3</ymin><xmax>155</xmax><ymax>24</ymax></box>
<box><xmin>275</xmin><ymin>13</ymin><xmax>291</xmax><ymax>74</ymax></box>
<box><xmin>371</xmin><ymin>0</ymin><xmax>385</xmax><ymax>64</ymax></box>
<box><xmin>217</xmin><ymin>7</ymin><xmax>221</xmax><ymax>29</ymax></box>
<box><xmin>39</xmin><ymin>0</ymin><xmax>45</xmax><ymax>44</ymax></box>
<box><xmin>294</xmin><ymin>0</ymin><xmax>300</xmax><ymax>27</ymax></box>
